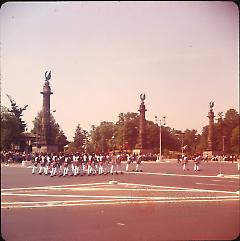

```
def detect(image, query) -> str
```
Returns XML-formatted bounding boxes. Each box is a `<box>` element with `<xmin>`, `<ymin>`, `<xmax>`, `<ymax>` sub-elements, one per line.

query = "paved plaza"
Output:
<box><xmin>1</xmin><ymin>160</ymin><xmax>239</xmax><ymax>241</ymax></box>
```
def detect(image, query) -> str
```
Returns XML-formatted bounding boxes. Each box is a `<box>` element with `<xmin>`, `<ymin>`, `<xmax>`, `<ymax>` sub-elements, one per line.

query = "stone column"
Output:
<box><xmin>40</xmin><ymin>81</ymin><xmax>53</xmax><ymax>145</ymax></box>
<box><xmin>136</xmin><ymin>94</ymin><xmax>147</xmax><ymax>151</ymax></box>
<box><xmin>207</xmin><ymin>101</ymin><xmax>215</xmax><ymax>151</ymax></box>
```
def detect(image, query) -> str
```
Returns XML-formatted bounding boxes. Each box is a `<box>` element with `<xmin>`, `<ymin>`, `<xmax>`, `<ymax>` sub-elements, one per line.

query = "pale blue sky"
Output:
<box><xmin>1</xmin><ymin>1</ymin><xmax>239</xmax><ymax>141</ymax></box>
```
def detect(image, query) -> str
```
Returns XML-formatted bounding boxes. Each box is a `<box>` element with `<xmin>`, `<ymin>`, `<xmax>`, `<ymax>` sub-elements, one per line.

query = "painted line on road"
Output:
<box><xmin>2</xmin><ymin>195</ymin><xmax>239</xmax><ymax>203</ymax></box>
<box><xmin>2</xmin><ymin>182</ymin><xmax>237</xmax><ymax>194</ymax></box>
<box><xmin>2</xmin><ymin>198</ymin><xmax>239</xmax><ymax>209</ymax></box>
<box><xmin>127</xmin><ymin>171</ymin><xmax>239</xmax><ymax>179</ymax></box>
<box><xmin>2</xmin><ymin>182</ymin><xmax>237</xmax><ymax>195</ymax></box>
<box><xmin>120</xmin><ymin>182</ymin><xmax>237</xmax><ymax>194</ymax></box>
<box><xmin>1</xmin><ymin>182</ymin><xmax>110</xmax><ymax>191</ymax></box>
<box><xmin>195</xmin><ymin>182</ymin><xmax>240</xmax><ymax>187</ymax></box>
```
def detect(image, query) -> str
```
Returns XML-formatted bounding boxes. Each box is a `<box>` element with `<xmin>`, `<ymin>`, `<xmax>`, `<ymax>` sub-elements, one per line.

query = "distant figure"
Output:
<box><xmin>182</xmin><ymin>155</ymin><xmax>188</xmax><ymax>171</ymax></box>
<box><xmin>177</xmin><ymin>155</ymin><xmax>181</xmax><ymax>163</ymax></box>
<box><xmin>194</xmin><ymin>155</ymin><xmax>201</xmax><ymax>171</ymax></box>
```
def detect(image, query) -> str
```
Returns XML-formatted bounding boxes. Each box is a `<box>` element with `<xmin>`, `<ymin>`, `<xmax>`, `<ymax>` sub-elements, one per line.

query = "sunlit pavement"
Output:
<box><xmin>1</xmin><ymin>161</ymin><xmax>239</xmax><ymax>241</ymax></box>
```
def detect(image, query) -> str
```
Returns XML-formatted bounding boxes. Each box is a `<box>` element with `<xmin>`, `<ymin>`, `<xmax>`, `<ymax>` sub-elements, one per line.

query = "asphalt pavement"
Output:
<box><xmin>1</xmin><ymin>160</ymin><xmax>240</xmax><ymax>241</ymax></box>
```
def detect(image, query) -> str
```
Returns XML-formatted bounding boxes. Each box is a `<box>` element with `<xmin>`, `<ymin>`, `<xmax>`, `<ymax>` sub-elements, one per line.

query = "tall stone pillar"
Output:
<box><xmin>33</xmin><ymin>71</ymin><xmax>58</xmax><ymax>153</ymax></box>
<box><xmin>137</xmin><ymin>95</ymin><xmax>147</xmax><ymax>149</ymax></box>
<box><xmin>207</xmin><ymin>108</ymin><xmax>215</xmax><ymax>151</ymax></box>
<box><xmin>40</xmin><ymin>75</ymin><xmax>53</xmax><ymax>145</ymax></box>
<box><xmin>133</xmin><ymin>93</ymin><xmax>150</xmax><ymax>154</ymax></box>
<box><xmin>203</xmin><ymin>101</ymin><xmax>215</xmax><ymax>158</ymax></box>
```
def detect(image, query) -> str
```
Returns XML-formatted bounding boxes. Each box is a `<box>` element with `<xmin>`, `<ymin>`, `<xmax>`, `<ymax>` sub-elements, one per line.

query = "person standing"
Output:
<box><xmin>110</xmin><ymin>152</ymin><xmax>117</xmax><ymax>175</ymax></box>
<box><xmin>194</xmin><ymin>155</ymin><xmax>201</xmax><ymax>171</ymax></box>
<box><xmin>50</xmin><ymin>154</ymin><xmax>58</xmax><ymax>177</ymax></box>
<box><xmin>182</xmin><ymin>155</ymin><xmax>188</xmax><ymax>171</ymax></box>
<box><xmin>98</xmin><ymin>154</ymin><xmax>104</xmax><ymax>175</ymax></box>
<box><xmin>63</xmin><ymin>155</ymin><xmax>69</xmax><ymax>177</ymax></box>
<box><xmin>135</xmin><ymin>153</ymin><xmax>143</xmax><ymax>172</ymax></box>
<box><xmin>32</xmin><ymin>154</ymin><xmax>39</xmax><ymax>174</ymax></box>
<box><xmin>126</xmin><ymin>153</ymin><xmax>132</xmax><ymax>172</ymax></box>
<box><xmin>116</xmin><ymin>153</ymin><xmax>123</xmax><ymax>174</ymax></box>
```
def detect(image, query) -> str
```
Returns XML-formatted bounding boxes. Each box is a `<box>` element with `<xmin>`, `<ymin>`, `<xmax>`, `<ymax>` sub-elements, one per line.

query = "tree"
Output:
<box><xmin>6</xmin><ymin>94</ymin><xmax>28</xmax><ymax>132</ymax></box>
<box><xmin>56</xmin><ymin>130</ymin><xmax>69</xmax><ymax>152</ymax></box>
<box><xmin>197</xmin><ymin>108</ymin><xmax>239</xmax><ymax>154</ymax></box>
<box><xmin>72</xmin><ymin>124</ymin><xmax>89</xmax><ymax>152</ymax></box>
<box><xmin>31</xmin><ymin>111</ymin><xmax>63</xmax><ymax>145</ymax></box>
<box><xmin>1</xmin><ymin>106</ymin><xmax>22</xmax><ymax>150</ymax></box>
<box><xmin>182</xmin><ymin>129</ymin><xmax>200</xmax><ymax>155</ymax></box>
<box><xmin>90</xmin><ymin>122</ymin><xmax>115</xmax><ymax>153</ymax></box>
<box><xmin>231</xmin><ymin>126</ymin><xmax>239</xmax><ymax>154</ymax></box>
<box><xmin>115</xmin><ymin>112</ymin><xmax>139</xmax><ymax>150</ymax></box>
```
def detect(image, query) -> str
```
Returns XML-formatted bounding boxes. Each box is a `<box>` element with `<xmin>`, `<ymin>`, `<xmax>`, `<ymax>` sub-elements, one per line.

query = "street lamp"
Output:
<box><xmin>181</xmin><ymin>132</ymin><xmax>184</xmax><ymax>157</ymax></box>
<box><xmin>155</xmin><ymin>116</ymin><xmax>166</xmax><ymax>162</ymax></box>
<box><xmin>111</xmin><ymin>135</ymin><xmax>115</xmax><ymax>152</ymax></box>
<box><xmin>217</xmin><ymin>136</ymin><xmax>226</xmax><ymax>177</ymax></box>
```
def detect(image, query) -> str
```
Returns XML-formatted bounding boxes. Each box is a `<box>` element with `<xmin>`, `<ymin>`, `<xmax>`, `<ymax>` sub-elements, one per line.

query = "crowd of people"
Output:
<box><xmin>30</xmin><ymin>152</ymin><xmax>145</xmax><ymax>177</ymax></box>
<box><xmin>1</xmin><ymin>151</ymin><xmax>239</xmax><ymax>175</ymax></box>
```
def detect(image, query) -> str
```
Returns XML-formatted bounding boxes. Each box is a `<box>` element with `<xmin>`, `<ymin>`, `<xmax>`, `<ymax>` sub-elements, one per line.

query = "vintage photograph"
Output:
<box><xmin>1</xmin><ymin>2</ymin><xmax>239</xmax><ymax>241</ymax></box>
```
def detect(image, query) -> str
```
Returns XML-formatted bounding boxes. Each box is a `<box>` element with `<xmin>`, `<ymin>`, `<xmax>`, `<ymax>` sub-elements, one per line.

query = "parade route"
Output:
<box><xmin>2</xmin><ymin>182</ymin><xmax>239</xmax><ymax>209</ymax></box>
<box><xmin>1</xmin><ymin>161</ymin><xmax>240</xmax><ymax>241</ymax></box>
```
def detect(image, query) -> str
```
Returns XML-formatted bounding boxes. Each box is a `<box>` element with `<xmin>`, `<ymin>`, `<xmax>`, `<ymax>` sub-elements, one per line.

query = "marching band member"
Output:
<box><xmin>126</xmin><ymin>153</ymin><xmax>132</xmax><ymax>172</ymax></box>
<box><xmin>110</xmin><ymin>152</ymin><xmax>117</xmax><ymax>175</ymax></box>
<box><xmin>135</xmin><ymin>153</ymin><xmax>143</xmax><ymax>172</ymax></box>
<box><xmin>32</xmin><ymin>154</ymin><xmax>39</xmax><ymax>174</ymax></box>
<box><xmin>63</xmin><ymin>155</ymin><xmax>69</xmax><ymax>177</ymax></box>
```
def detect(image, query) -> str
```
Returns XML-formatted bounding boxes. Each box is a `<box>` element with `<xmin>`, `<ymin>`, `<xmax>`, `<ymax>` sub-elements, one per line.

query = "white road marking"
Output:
<box><xmin>2</xmin><ymin>198</ymin><xmax>239</xmax><ymax>209</ymax></box>
<box><xmin>1</xmin><ymin>182</ymin><xmax>110</xmax><ymax>191</ymax></box>
<box><xmin>2</xmin><ymin>182</ymin><xmax>237</xmax><ymax>194</ymax></box>
<box><xmin>2</xmin><ymin>182</ymin><xmax>239</xmax><ymax>209</ymax></box>
<box><xmin>127</xmin><ymin>171</ymin><xmax>240</xmax><ymax>179</ymax></box>
<box><xmin>120</xmin><ymin>182</ymin><xmax>237</xmax><ymax>194</ymax></box>
<box><xmin>195</xmin><ymin>182</ymin><xmax>239</xmax><ymax>187</ymax></box>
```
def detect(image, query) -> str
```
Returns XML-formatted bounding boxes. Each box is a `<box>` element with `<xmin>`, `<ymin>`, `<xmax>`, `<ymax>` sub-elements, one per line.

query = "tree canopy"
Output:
<box><xmin>31</xmin><ymin>111</ymin><xmax>68</xmax><ymax>151</ymax></box>
<box><xmin>1</xmin><ymin>106</ymin><xmax>22</xmax><ymax>150</ymax></box>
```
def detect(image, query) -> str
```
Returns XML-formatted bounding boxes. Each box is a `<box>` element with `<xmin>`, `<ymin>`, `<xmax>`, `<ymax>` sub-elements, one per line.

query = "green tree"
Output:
<box><xmin>231</xmin><ymin>126</ymin><xmax>239</xmax><ymax>154</ymax></box>
<box><xmin>6</xmin><ymin>94</ymin><xmax>28</xmax><ymax>132</ymax></box>
<box><xmin>1</xmin><ymin>106</ymin><xmax>22</xmax><ymax>150</ymax></box>
<box><xmin>182</xmin><ymin>129</ymin><xmax>200</xmax><ymax>155</ymax></box>
<box><xmin>90</xmin><ymin>122</ymin><xmax>115</xmax><ymax>153</ymax></box>
<box><xmin>56</xmin><ymin>130</ymin><xmax>69</xmax><ymax>152</ymax></box>
<box><xmin>72</xmin><ymin>124</ymin><xmax>89</xmax><ymax>152</ymax></box>
<box><xmin>31</xmin><ymin>111</ymin><xmax>62</xmax><ymax>145</ymax></box>
<box><xmin>197</xmin><ymin>108</ymin><xmax>239</xmax><ymax>154</ymax></box>
<box><xmin>114</xmin><ymin>112</ymin><xmax>139</xmax><ymax>150</ymax></box>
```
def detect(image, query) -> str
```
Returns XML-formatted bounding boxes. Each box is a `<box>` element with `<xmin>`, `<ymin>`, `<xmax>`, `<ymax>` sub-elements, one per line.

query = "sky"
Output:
<box><xmin>1</xmin><ymin>1</ymin><xmax>239</xmax><ymax>141</ymax></box>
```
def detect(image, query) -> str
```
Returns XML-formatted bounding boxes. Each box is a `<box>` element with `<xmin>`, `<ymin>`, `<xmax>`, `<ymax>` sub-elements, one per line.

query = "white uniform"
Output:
<box><xmin>135</xmin><ymin>155</ymin><xmax>143</xmax><ymax>172</ymax></box>
<box><xmin>182</xmin><ymin>156</ymin><xmax>188</xmax><ymax>170</ymax></box>
<box><xmin>110</xmin><ymin>154</ymin><xmax>117</xmax><ymax>174</ymax></box>
<box><xmin>125</xmin><ymin>154</ymin><xmax>132</xmax><ymax>172</ymax></box>
<box><xmin>194</xmin><ymin>156</ymin><xmax>201</xmax><ymax>171</ymax></box>
<box><xmin>32</xmin><ymin>156</ymin><xmax>39</xmax><ymax>174</ymax></box>
<box><xmin>116</xmin><ymin>154</ymin><xmax>123</xmax><ymax>174</ymax></box>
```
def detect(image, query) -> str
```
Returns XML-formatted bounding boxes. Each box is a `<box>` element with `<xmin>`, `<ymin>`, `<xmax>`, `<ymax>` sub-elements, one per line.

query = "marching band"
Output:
<box><xmin>31</xmin><ymin>152</ymin><xmax>144</xmax><ymax>177</ymax></box>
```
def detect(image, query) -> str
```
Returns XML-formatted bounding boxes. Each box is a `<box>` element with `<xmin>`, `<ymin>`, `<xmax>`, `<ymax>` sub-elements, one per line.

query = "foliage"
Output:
<box><xmin>31</xmin><ymin>111</ymin><xmax>68</xmax><ymax>147</ymax></box>
<box><xmin>197</xmin><ymin>108</ymin><xmax>239</xmax><ymax>154</ymax></box>
<box><xmin>231</xmin><ymin>126</ymin><xmax>240</xmax><ymax>153</ymax></box>
<box><xmin>1</xmin><ymin>106</ymin><xmax>22</xmax><ymax>150</ymax></box>
<box><xmin>6</xmin><ymin>94</ymin><xmax>28</xmax><ymax>132</ymax></box>
<box><xmin>56</xmin><ymin>130</ymin><xmax>69</xmax><ymax>152</ymax></box>
<box><xmin>70</xmin><ymin>124</ymin><xmax>89</xmax><ymax>152</ymax></box>
<box><xmin>90</xmin><ymin>122</ymin><xmax>115</xmax><ymax>153</ymax></box>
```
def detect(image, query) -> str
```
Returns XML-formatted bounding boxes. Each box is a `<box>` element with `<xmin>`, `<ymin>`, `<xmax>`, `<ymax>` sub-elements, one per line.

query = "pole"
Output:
<box><xmin>217</xmin><ymin>136</ymin><xmax>225</xmax><ymax>177</ymax></box>
<box><xmin>181</xmin><ymin>133</ymin><xmax>184</xmax><ymax>157</ymax></box>
<box><xmin>159</xmin><ymin>120</ymin><xmax>162</xmax><ymax>161</ymax></box>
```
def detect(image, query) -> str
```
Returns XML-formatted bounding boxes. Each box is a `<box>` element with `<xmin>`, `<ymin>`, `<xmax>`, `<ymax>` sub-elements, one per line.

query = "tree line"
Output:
<box><xmin>1</xmin><ymin>97</ymin><xmax>239</xmax><ymax>155</ymax></box>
